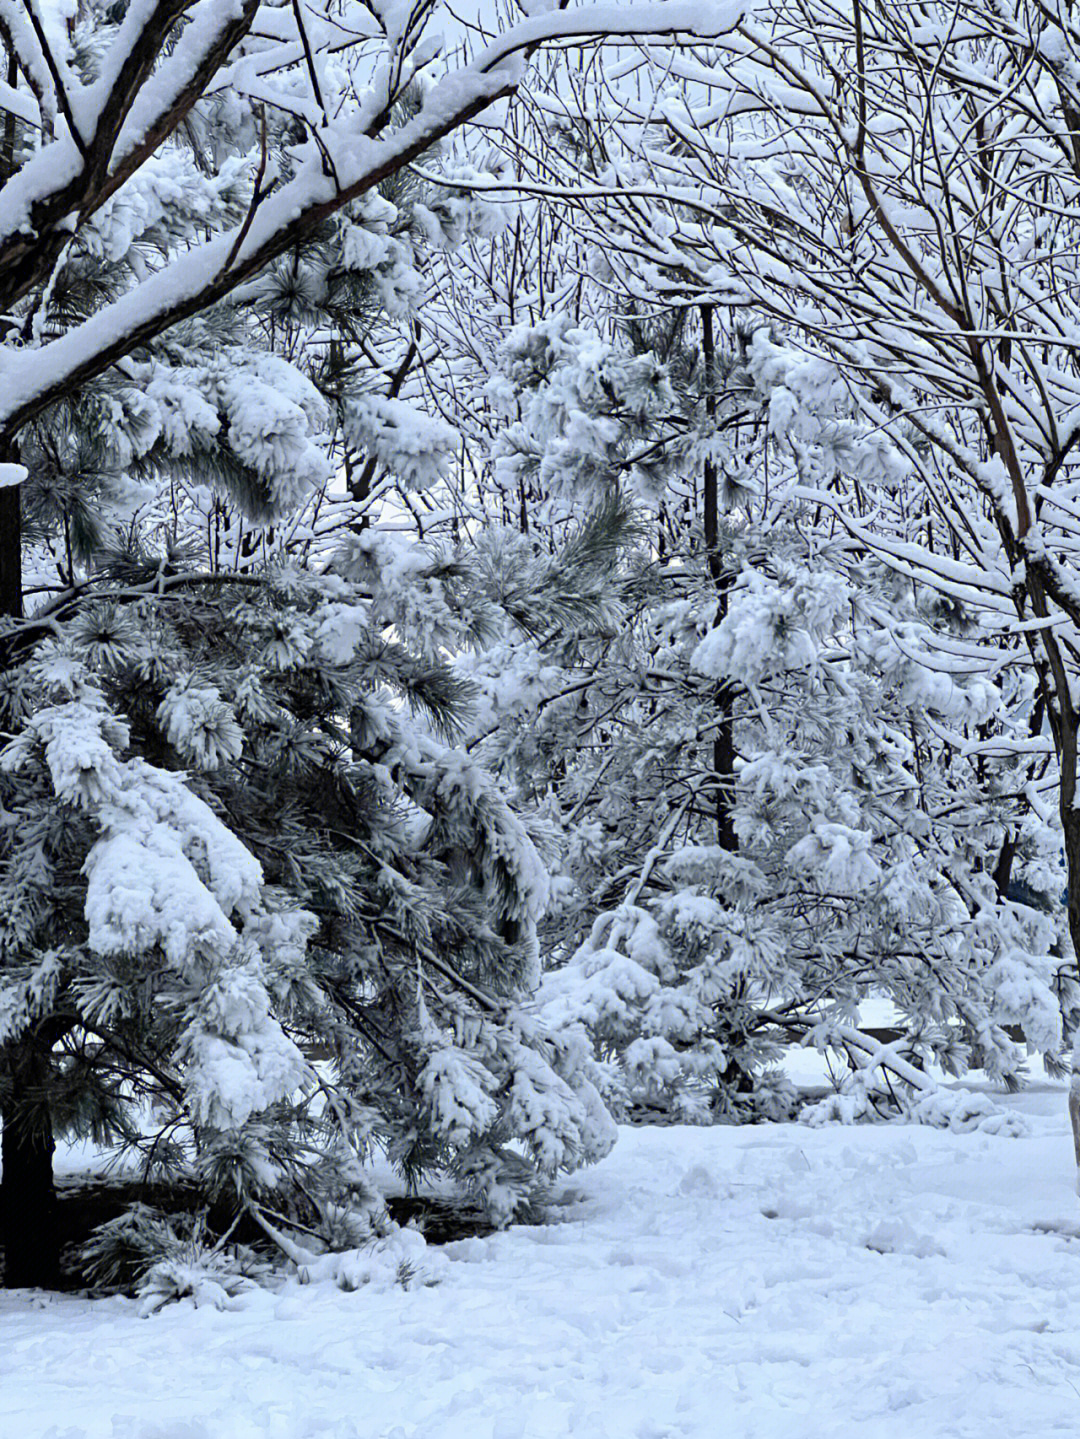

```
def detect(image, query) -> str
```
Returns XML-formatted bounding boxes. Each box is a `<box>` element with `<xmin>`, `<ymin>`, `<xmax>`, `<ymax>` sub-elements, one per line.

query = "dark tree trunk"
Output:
<box><xmin>0</xmin><ymin>465</ymin><xmax>21</xmax><ymax>627</ymax></box>
<box><xmin>701</xmin><ymin>304</ymin><xmax>738</xmax><ymax>854</ymax></box>
<box><xmin>1</xmin><ymin>1041</ymin><xmax>59</xmax><ymax>1288</ymax></box>
<box><xmin>0</xmin><ymin>435</ymin><xmax>55</xmax><ymax>1288</ymax></box>
<box><xmin>991</xmin><ymin>833</ymin><xmax>1017</xmax><ymax>899</ymax></box>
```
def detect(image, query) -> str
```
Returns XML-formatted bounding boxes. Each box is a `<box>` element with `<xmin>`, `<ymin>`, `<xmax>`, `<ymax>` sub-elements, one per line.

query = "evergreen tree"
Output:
<box><xmin>1</xmin><ymin>534</ymin><xmax>616</xmax><ymax>1291</ymax></box>
<box><xmin>0</xmin><ymin>0</ymin><xmax>704</xmax><ymax>1288</ymax></box>
<box><xmin>461</xmin><ymin>311</ymin><xmax>1066</xmax><ymax>1122</ymax></box>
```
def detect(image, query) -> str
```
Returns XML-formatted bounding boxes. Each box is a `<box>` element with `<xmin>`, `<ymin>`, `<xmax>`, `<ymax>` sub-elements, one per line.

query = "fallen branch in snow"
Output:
<box><xmin>769</xmin><ymin>1021</ymin><xmax>1032</xmax><ymax>1136</ymax></box>
<box><xmin>247</xmin><ymin>1204</ymin><xmax>320</xmax><ymax>1270</ymax></box>
<box><xmin>830</xmin><ymin>1024</ymin><xmax>938</xmax><ymax>1094</ymax></box>
<box><xmin>757</xmin><ymin>1011</ymin><xmax>938</xmax><ymax>1094</ymax></box>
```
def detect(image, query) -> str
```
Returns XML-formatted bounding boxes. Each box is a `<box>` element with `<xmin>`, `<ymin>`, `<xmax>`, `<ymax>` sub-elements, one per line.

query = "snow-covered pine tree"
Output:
<box><xmin>0</xmin><ymin>0</ymin><xmax>686</xmax><ymax>1289</ymax></box>
<box><xmin>462</xmin><ymin>308</ymin><xmax>1066</xmax><ymax>1123</ymax></box>
<box><xmin>0</xmin><ymin>535</ymin><xmax>618</xmax><ymax>1285</ymax></box>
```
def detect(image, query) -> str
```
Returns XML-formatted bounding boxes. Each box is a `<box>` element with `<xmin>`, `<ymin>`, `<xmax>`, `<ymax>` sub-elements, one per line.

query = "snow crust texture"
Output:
<box><xmin>6</xmin><ymin>1096</ymin><xmax>1080</xmax><ymax>1438</ymax></box>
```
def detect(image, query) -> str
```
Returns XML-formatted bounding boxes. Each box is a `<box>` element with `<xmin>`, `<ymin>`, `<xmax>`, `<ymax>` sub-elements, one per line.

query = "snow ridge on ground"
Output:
<box><xmin>6</xmin><ymin>1088</ymin><xmax>1080</xmax><ymax>1439</ymax></box>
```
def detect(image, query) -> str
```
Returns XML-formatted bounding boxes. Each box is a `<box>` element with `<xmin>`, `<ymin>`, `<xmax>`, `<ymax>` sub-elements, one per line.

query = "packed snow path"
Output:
<box><xmin>6</xmin><ymin>1089</ymin><xmax>1080</xmax><ymax>1439</ymax></box>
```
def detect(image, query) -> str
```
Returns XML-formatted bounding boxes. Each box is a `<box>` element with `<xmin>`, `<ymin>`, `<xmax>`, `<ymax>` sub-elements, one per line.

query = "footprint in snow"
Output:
<box><xmin>862</xmin><ymin>1218</ymin><xmax>944</xmax><ymax>1257</ymax></box>
<box><xmin>676</xmin><ymin>1165</ymin><xmax>730</xmax><ymax>1200</ymax></box>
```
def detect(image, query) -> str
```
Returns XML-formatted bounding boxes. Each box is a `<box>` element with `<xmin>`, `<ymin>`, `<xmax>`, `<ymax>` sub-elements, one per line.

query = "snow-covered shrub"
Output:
<box><xmin>80</xmin><ymin>1205</ymin><xmax>269</xmax><ymax>1313</ymax></box>
<box><xmin>293</xmin><ymin>1226</ymin><xmax>448</xmax><ymax>1293</ymax></box>
<box><xmin>802</xmin><ymin>1079</ymin><xmax>1029</xmax><ymax>1139</ymax></box>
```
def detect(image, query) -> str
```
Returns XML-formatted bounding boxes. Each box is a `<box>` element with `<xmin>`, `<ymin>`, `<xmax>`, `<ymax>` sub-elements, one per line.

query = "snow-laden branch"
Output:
<box><xmin>0</xmin><ymin>0</ymin><xmax>747</xmax><ymax>439</ymax></box>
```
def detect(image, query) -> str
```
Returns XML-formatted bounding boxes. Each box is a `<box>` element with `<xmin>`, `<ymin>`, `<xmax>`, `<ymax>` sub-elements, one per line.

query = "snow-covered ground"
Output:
<box><xmin>7</xmin><ymin>1086</ymin><xmax>1080</xmax><ymax>1439</ymax></box>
